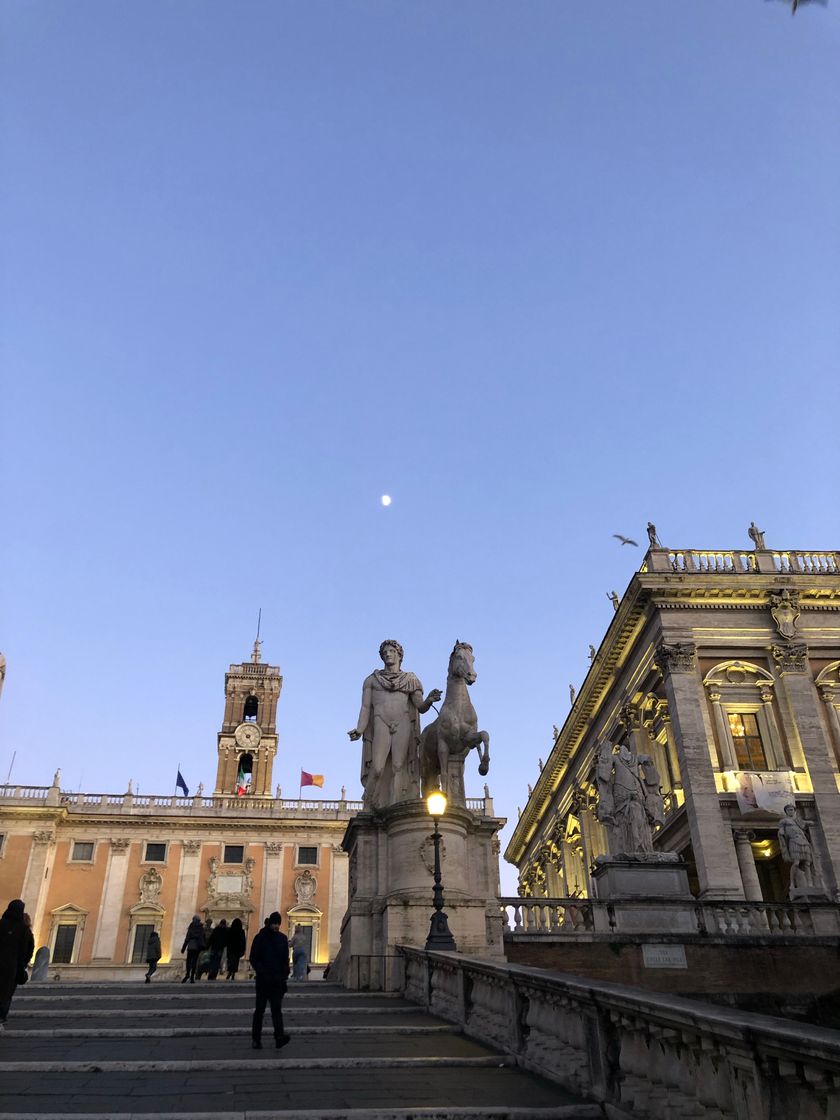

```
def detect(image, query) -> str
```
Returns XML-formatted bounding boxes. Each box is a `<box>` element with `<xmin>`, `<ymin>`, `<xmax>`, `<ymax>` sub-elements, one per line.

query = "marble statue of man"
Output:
<box><xmin>596</xmin><ymin>742</ymin><xmax>658</xmax><ymax>856</ymax></box>
<box><xmin>748</xmin><ymin>521</ymin><xmax>766</xmax><ymax>550</ymax></box>
<box><xmin>778</xmin><ymin>804</ymin><xmax>822</xmax><ymax>897</ymax></box>
<box><xmin>348</xmin><ymin>641</ymin><xmax>441</xmax><ymax>810</ymax></box>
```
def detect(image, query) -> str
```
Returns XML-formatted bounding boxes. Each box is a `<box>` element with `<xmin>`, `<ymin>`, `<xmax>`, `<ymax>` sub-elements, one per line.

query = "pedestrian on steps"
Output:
<box><xmin>248</xmin><ymin>911</ymin><xmax>290</xmax><ymax>1050</ymax></box>
<box><xmin>180</xmin><ymin>916</ymin><xmax>205</xmax><ymax>984</ymax></box>
<box><xmin>144</xmin><ymin>930</ymin><xmax>162</xmax><ymax>983</ymax></box>
<box><xmin>207</xmin><ymin>919</ymin><xmax>228</xmax><ymax>980</ymax></box>
<box><xmin>291</xmin><ymin>926</ymin><xmax>309</xmax><ymax>980</ymax></box>
<box><xmin>226</xmin><ymin>917</ymin><xmax>246</xmax><ymax>980</ymax></box>
<box><xmin>0</xmin><ymin>900</ymin><xmax>34</xmax><ymax>1027</ymax></box>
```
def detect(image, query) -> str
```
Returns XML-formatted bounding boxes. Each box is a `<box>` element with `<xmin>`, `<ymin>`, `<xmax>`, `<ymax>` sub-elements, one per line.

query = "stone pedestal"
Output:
<box><xmin>592</xmin><ymin>854</ymin><xmax>696</xmax><ymax>933</ymax></box>
<box><xmin>336</xmin><ymin>800</ymin><xmax>506</xmax><ymax>990</ymax></box>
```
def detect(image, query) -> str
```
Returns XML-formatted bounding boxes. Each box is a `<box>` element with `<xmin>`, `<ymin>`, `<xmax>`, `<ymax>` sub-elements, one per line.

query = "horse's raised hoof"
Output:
<box><xmin>478</xmin><ymin>760</ymin><xmax>489</xmax><ymax>776</ymax></box>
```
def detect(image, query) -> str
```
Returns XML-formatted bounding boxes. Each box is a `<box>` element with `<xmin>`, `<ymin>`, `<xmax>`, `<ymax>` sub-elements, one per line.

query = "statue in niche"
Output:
<box><xmin>778</xmin><ymin>805</ymin><xmax>823</xmax><ymax>897</ymax></box>
<box><xmin>748</xmin><ymin>521</ymin><xmax>766</xmax><ymax>549</ymax></box>
<box><xmin>596</xmin><ymin>742</ymin><xmax>664</xmax><ymax>857</ymax></box>
<box><xmin>348</xmin><ymin>640</ymin><xmax>441</xmax><ymax>810</ymax></box>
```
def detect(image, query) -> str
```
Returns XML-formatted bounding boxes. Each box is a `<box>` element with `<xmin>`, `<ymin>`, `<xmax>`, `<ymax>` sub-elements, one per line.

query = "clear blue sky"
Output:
<box><xmin>2</xmin><ymin>2</ymin><xmax>839</xmax><ymax>894</ymax></box>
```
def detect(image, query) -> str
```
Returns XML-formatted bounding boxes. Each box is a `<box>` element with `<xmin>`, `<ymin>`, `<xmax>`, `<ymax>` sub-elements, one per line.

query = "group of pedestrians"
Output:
<box><xmin>178</xmin><ymin>915</ymin><xmax>247</xmax><ymax>983</ymax></box>
<box><xmin>0</xmin><ymin>900</ymin><xmax>34</xmax><ymax>1030</ymax></box>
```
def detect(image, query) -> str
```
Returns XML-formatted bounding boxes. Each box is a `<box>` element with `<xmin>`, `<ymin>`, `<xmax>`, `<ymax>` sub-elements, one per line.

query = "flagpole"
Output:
<box><xmin>176</xmin><ymin>762</ymin><xmax>180</xmax><ymax>795</ymax></box>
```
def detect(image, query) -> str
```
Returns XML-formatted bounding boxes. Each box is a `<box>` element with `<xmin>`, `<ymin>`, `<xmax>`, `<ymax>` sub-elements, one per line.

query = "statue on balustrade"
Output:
<box><xmin>595</xmin><ymin>742</ymin><xmax>664</xmax><ymax>857</ymax></box>
<box><xmin>348</xmin><ymin>640</ymin><xmax>441</xmax><ymax>810</ymax></box>
<box><xmin>778</xmin><ymin>804</ymin><xmax>824</xmax><ymax>898</ymax></box>
<box><xmin>748</xmin><ymin>521</ymin><xmax>766</xmax><ymax>550</ymax></box>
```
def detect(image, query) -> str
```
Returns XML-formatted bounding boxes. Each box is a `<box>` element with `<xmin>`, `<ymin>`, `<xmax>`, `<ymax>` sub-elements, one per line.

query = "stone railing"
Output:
<box><xmin>499</xmin><ymin>896</ymin><xmax>840</xmax><ymax>938</ymax></box>
<box><xmin>400</xmin><ymin>947</ymin><xmax>840</xmax><ymax>1119</ymax></box>
<box><xmin>669</xmin><ymin>550</ymin><xmax>756</xmax><ymax>574</ymax></box>
<box><xmin>662</xmin><ymin>548</ymin><xmax>840</xmax><ymax>577</ymax></box>
<box><xmin>0</xmin><ymin>785</ymin><xmax>50</xmax><ymax>799</ymax></box>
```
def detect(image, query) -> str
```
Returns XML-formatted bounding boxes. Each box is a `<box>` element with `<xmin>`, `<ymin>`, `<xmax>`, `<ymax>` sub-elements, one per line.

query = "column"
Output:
<box><xmin>817</xmin><ymin>684</ymin><xmax>840</xmax><ymax>768</ymax></box>
<box><xmin>732</xmin><ymin>829</ymin><xmax>762</xmax><ymax>901</ymax></box>
<box><xmin>658</xmin><ymin>642</ymin><xmax>744</xmax><ymax>899</ymax></box>
<box><xmin>773</xmin><ymin>645</ymin><xmax>840</xmax><ymax>898</ymax></box>
<box><xmin>91</xmin><ymin>838</ymin><xmax>132</xmax><ymax>960</ymax></box>
<box><xmin>327</xmin><ymin>844</ymin><xmax>349</xmax><ymax>960</ymax></box>
<box><xmin>170</xmin><ymin>840</ymin><xmax>204</xmax><ymax>960</ymax></box>
<box><xmin>21</xmin><ymin>830</ymin><xmax>56</xmax><ymax>946</ymax></box>
<box><xmin>706</xmin><ymin>688</ymin><xmax>738</xmax><ymax>770</ymax></box>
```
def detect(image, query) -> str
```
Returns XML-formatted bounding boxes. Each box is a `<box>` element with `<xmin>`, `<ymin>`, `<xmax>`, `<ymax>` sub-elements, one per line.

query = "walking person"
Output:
<box><xmin>291</xmin><ymin>926</ymin><xmax>309</xmax><ymax>981</ymax></box>
<box><xmin>0</xmin><ymin>900</ymin><xmax>35</xmax><ymax>1028</ymax></box>
<box><xmin>226</xmin><ymin>917</ymin><xmax>246</xmax><ymax>980</ymax></box>
<box><xmin>180</xmin><ymin>915</ymin><xmax>205</xmax><ymax>984</ymax></box>
<box><xmin>144</xmin><ymin>930</ymin><xmax>161</xmax><ymax>983</ymax></box>
<box><xmin>207</xmin><ymin>919</ymin><xmax>228</xmax><ymax>980</ymax></box>
<box><xmin>248</xmin><ymin>911</ymin><xmax>290</xmax><ymax>1050</ymax></box>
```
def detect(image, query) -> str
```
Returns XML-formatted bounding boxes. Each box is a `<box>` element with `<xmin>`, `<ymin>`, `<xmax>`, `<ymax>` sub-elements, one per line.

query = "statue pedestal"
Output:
<box><xmin>336</xmin><ymin>800</ymin><xmax>506</xmax><ymax>990</ymax></box>
<box><xmin>592</xmin><ymin>854</ymin><xmax>696</xmax><ymax>933</ymax></box>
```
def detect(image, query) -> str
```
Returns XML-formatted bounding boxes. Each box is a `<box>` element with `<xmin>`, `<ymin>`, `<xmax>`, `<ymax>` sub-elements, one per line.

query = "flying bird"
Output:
<box><xmin>767</xmin><ymin>0</ymin><xmax>827</xmax><ymax>11</ymax></box>
<box><xmin>612</xmin><ymin>534</ymin><xmax>639</xmax><ymax>547</ymax></box>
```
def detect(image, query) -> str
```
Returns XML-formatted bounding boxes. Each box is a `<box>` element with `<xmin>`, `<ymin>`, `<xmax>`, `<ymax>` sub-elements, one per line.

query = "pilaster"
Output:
<box><xmin>91</xmin><ymin>838</ymin><xmax>132</xmax><ymax>960</ymax></box>
<box><xmin>657</xmin><ymin>642</ymin><xmax>744</xmax><ymax>899</ymax></box>
<box><xmin>170</xmin><ymin>840</ymin><xmax>203</xmax><ymax>960</ymax></box>
<box><xmin>21</xmin><ymin>830</ymin><xmax>56</xmax><ymax>945</ymax></box>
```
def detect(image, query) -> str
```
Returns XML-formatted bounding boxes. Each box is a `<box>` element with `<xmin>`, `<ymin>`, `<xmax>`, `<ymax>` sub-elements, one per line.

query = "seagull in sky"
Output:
<box><xmin>612</xmin><ymin>534</ymin><xmax>639</xmax><ymax>547</ymax></box>
<box><xmin>767</xmin><ymin>0</ymin><xmax>827</xmax><ymax>11</ymax></box>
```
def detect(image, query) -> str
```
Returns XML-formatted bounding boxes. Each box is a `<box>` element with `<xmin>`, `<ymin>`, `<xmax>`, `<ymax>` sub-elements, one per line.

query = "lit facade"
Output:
<box><xmin>505</xmin><ymin>545</ymin><xmax>840</xmax><ymax>905</ymax></box>
<box><xmin>0</xmin><ymin>645</ymin><xmax>354</xmax><ymax>976</ymax></box>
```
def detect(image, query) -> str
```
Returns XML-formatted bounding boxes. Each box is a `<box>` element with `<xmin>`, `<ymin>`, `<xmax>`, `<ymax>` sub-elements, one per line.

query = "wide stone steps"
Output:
<box><xmin>0</xmin><ymin>979</ymin><xmax>599</xmax><ymax>1118</ymax></box>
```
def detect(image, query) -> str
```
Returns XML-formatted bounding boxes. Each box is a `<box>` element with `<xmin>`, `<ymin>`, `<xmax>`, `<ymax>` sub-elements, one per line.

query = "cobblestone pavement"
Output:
<box><xmin>0</xmin><ymin>980</ymin><xmax>600</xmax><ymax>1118</ymax></box>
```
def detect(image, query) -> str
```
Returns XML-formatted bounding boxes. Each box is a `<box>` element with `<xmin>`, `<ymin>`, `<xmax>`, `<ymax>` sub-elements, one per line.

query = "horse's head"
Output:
<box><xmin>448</xmin><ymin>640</ymin><xmax>476</xmax><ymax>684</ymax></box>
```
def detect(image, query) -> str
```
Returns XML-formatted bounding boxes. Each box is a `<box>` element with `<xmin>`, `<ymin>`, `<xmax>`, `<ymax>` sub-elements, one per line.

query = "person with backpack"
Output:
<box><xmin>226</xmin><ymin>917</ymin><xmax>247</xmax><ymax>980</ymax></box>
<box><xmin>180</xmin><ymin>916</ymin><xmax>205</xmax><ymax>984</ymax></box>
<box><xmin>144</xmin><ymin>930</ymin><xmax>162</xmax><ymax>983</ymax></box>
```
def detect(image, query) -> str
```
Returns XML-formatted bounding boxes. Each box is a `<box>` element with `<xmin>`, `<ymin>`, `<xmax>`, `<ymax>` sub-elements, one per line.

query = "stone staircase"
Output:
<box><xmin>0</xmin><ymin>978</ymin><xmax>599</xmax><ymax>1118</ymax></box>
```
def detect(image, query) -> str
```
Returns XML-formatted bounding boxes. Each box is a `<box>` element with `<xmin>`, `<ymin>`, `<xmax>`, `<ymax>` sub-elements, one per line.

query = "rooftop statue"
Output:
<box><xmin>348</xmin><ymin>640</ymin><xmax>441</xmax><ymax>811</ymax></box>
<box><xmin>646</xmin><ymin>521</ymin><xmax>662</xmax><ymax>547</ymax></box>
<box><xmin>595</xmin><ymin>742</ymin><xmax>664</xmax><ymax>857</ymax></box>
<box><xmin>420</xmin><ymin>641</ymin><xmax>490</xmax><ymax>807</ymax></box>
<box><xmin>748</xmin><ymin>521</ymin><xmax>767</xmax><ymax>549</ymax></box>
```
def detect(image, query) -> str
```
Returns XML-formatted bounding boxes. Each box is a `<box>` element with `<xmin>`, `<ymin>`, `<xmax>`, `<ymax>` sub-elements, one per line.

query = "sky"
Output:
<box><xmin>2</xmin><ymin>1</ymin><xmax>839</xmax><ymax>896</ymax></box>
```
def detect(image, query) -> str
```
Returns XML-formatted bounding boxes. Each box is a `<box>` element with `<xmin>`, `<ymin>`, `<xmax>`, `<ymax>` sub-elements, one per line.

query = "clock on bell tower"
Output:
<box><xmin>213</xmin><ymin>638</ymin><xmax>282</xmax><ymax>796</ymax></box>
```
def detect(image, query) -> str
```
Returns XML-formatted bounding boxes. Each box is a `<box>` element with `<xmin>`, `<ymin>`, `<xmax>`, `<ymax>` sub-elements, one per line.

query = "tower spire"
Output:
<box><xmin>251</xmin><ymin>608</ymin><xmax>262</xmax><ymax>663</ymax></box>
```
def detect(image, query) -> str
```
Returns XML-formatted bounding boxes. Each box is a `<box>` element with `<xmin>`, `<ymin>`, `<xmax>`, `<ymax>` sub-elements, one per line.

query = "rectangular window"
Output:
<box><xmin>223</xmin><ymin>844</ymin><xmax>244</xmax><ymax>864</ymax></box>
<box><xmin>297</xmin><ymin>846</ymin><xmax>318</xmax><ymax>866</ymax></box>
<box><xmin>131</xmin><ymin>923</ymin><xmax>155</xmax><ymax>964</ymax></box>
<box><xmin>144</xmin><ymin>842</ymin><xmax>166</xmax><ymax>862</ymax></box>
<box><xmin>728</xmin><ymin>712</ymin><xmax>768</xmax><ymax>770</ymax></box>
<box><xmin>0</xmin><ymin>833</ymin><xmax>5</xmax><ymax>856</ymax></box>
<box><xmin>53</xmin><ymin>924</ymin><xmax>77</xmax><ymax>964</ymax></box>
<box><xmin>71</xmin><ymin>841</ymin><xmax>94</xmax><ymax>861</ymax></box>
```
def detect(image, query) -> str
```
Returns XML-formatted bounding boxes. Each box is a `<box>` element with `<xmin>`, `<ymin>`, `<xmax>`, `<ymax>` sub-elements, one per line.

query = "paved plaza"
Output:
<box><xmin>0</xmin><ymin>978</ymin><xmax>597</xmax><ymax>1118</ymax></box>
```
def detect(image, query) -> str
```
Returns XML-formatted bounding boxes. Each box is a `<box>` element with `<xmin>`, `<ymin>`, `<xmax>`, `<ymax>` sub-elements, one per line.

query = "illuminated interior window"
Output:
<box><xmin>727</xmin><ymin>712</ymin><xmax>768</xmax><ymax>770</ymax></box>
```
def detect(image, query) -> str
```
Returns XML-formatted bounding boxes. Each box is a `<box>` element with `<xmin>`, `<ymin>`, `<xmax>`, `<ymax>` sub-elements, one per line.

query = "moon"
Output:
<box><xmin>380</xmin><ymin>495</ymin><xmax>392</xmax><ymax>507</ymax></box>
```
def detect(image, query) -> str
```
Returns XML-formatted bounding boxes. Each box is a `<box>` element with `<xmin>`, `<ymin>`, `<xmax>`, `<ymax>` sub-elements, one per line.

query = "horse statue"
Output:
<box><xmin>419</xmin><ymin>641</ymin><xmax>490</xmax><ymax>806</ymax></box>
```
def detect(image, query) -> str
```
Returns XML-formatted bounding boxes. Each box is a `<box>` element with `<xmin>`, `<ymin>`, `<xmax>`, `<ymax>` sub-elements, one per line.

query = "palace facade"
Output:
<box><xmin>0</xmin><ymin>644</ymin><xmax>354</xmax><ymax>976</ymax></box>
<box><xmin>505</xmin><ymin>544</ymin><xmax>840</xmax><ymax>906</ymax></box>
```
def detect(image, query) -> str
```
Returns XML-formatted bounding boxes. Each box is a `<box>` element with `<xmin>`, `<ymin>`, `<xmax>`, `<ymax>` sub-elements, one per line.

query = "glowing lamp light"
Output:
<box><xmin>427</xmin><ymin>791</ymin><xmax>447</xmax><ymax>817</ymax></box>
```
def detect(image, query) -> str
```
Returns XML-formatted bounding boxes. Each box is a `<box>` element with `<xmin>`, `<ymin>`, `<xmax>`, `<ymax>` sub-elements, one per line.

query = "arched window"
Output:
<box><xmin>243</xmin><ymin>695</ymin><xmax>259</xmax><ymax>722</ymax></box>
<box><xmin>236</xmin><ymin>753</ymin><xmax>253</xmax><ymax>795</ymax></box>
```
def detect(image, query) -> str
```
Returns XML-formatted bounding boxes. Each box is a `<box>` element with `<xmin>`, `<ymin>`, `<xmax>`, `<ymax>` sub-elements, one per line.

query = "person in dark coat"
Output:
<box><xmin>248</xmin><ymin>911</ymin><xmax>290</xmax><ymax>1049</ymax></box>
<box><xmin>226</xmin><ymin>917</ymin><xmax>246</xmax><ymax>980</ymax></box>
<box><xmin>180</xmin><ymin>916</ymin><xmax>205</xmax><ymax>984</ymax></box>
<box><xmin>0</xmin><ymin>900</ymin><xmax>35</xmax><ymax>1024</ymax></box>
<box><xmin>207</xmin><ymin>919</ymin><xmax>228</xmax><ymax>980</ymax></box>
<box><xmin>144</xmin><ymin>930</ymin><xmax>162</xmax><ymax>983</ymax></box>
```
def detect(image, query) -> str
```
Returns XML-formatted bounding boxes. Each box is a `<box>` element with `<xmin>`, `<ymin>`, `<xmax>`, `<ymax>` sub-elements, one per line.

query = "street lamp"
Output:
<box><xmin>425</xmin><ymin>791</ymin><xmax>457</xmax><ymax>951</ymax></box>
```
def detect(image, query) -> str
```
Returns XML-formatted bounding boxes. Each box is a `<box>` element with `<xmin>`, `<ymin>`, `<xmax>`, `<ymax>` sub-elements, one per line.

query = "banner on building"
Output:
<box><xmin>733</xmin><ymin>771</ymin><xmax>793</xmax><ymax>816</ymax></box>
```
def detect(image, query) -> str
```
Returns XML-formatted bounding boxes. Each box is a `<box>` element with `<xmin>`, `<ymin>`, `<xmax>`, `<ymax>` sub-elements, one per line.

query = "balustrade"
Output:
<box><xmin>772</xmin><ymin>550</ymin><xmax>839</xmax><ymax>575</ymax></box>
<box><xmin>499</xmin><ymin>896</ymin><xmax>840</xmax><ymax>938</ymax></box>
<box><xmin>400</xmin><ymin>947</ymin><xmax>840</xmax><ymax>1120</ymax></box>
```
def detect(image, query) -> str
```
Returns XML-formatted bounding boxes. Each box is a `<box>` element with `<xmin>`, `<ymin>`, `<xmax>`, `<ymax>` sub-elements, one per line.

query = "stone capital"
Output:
<box><xmin>655</xmin><ymin>641</ymin><xmax>697</xmax><ymax>677</ymax></box>
<box><xmin>732</xmin><ymin>828</ymin><xmax>756</xmax><ymax>844</ymax></box>
<box><xmin>109</xmin><ymin>838</ymin><xmax>131</xmax><ymax>852</ymax></box>
<box><xmin>183</xmin><ymin>839</ymin><xmax>202</xmax><ymax>853</ymax></box>
<box><xmin>772</xmin><ymin>643</ymin><xmax>809</xmax><ymax>675</ymax></box>
<box><xmin>32</xmin><ymin>829</ymin><xmax>55</xmax><ymax>846</ymax></box>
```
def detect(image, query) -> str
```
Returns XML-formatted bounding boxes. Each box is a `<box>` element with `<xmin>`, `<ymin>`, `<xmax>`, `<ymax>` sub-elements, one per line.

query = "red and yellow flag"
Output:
<box><xmin>300</xmin><ymin>770</ymin><xmax>325</xmax><ymax>788</ymax></box>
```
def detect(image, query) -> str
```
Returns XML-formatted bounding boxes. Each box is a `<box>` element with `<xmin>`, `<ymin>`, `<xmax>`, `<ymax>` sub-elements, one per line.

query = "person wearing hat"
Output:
<box><xmin>248</xmin><ymin>911</ymin><xmax>291</xmax><ymax>1049</ymax></box>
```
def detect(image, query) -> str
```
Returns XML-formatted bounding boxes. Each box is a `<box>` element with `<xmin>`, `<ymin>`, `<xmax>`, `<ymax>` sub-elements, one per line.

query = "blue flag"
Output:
<box><xmin>176</xmin><ymin>770</ymin><xmax>189</xmax><ymax>797</ymax></box>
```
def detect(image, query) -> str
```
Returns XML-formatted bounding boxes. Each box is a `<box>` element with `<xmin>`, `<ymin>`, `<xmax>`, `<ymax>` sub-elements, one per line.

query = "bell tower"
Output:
<box><xmin>213</xmin><ymin>639</ymin><xmax>282</xmax><ymax>796</ymax></box>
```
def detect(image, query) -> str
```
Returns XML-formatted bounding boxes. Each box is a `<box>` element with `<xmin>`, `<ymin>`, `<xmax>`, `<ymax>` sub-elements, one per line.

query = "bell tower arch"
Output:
<box><xmin>213</xmin><ymin>639</ymin><xmax>282</xmax><ymax>796</ymax></box>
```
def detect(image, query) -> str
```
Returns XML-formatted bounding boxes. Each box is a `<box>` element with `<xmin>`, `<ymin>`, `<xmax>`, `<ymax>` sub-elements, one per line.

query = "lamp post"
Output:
<box><xmin>425</xmin><ymin>791</ymin><xmax>457</xmax><ymax>951</ymax></box>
